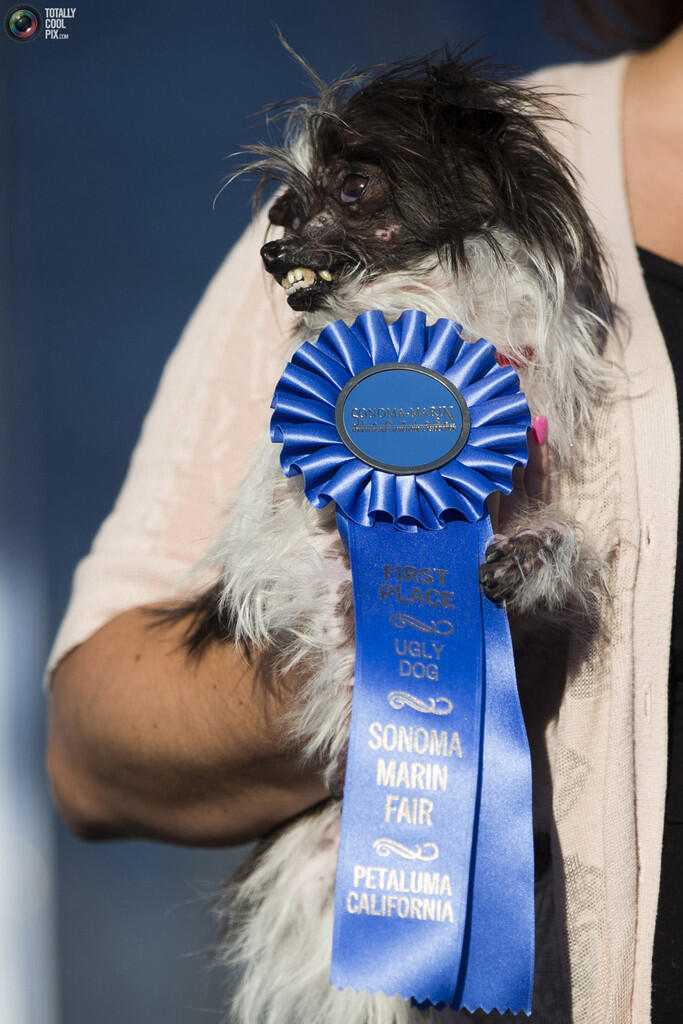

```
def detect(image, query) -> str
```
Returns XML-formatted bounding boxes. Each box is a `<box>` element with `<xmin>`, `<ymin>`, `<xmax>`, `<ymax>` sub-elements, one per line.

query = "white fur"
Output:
<box><xmin>217</xmin><ymin>801</ymin><xmax>480</xmax><ymax>1024</ymax></box>
<box><xmin>303</xmin><ymin>230</ymin><xmax>613</xmax><ymax>468</ymax></box>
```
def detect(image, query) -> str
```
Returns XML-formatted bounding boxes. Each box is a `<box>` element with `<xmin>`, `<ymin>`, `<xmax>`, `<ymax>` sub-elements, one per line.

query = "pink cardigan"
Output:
<box><xmin>47</xmin><ymin>54</ymin><xmax>676</xmax><ymax>1024</ymax></box>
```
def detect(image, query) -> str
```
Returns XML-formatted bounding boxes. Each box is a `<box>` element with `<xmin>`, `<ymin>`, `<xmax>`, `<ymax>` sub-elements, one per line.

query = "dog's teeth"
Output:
<box><xmin>281</xmin><ymin>267</ymin><xmax>318</xmax><ymax>293</ymax></box>
<box><xmin>319</xmin><ymin>270</ymin><xmax>332</xmax><ymax>281</ymax></box>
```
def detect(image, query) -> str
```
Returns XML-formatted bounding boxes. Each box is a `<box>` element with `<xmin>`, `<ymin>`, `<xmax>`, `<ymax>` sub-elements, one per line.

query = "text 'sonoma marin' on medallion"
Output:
<box><xmin>335</xmin><ymin>363</ymin><xmax>470</xmax><ymax>475</ymax></box>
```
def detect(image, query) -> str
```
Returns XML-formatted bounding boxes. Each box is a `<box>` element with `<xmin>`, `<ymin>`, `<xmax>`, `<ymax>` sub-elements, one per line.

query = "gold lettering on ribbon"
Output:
<box><xmin>372</xmin><ymin>838</ymin><xmax>439</xmax><ymax>861</ymax></box>
<box><xmin>387</xmin><ymin>691</ymin><xmax>453</xmax><ymax>716</ymax></box>
<box><xmin>390</xmin><ymin>613</ymin><xmax>453</xmax><ymax>635</ymax></box>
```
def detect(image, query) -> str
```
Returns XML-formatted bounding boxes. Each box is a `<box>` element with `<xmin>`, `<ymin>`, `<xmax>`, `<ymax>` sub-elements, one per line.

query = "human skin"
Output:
<box><xmin>623</xmin><ymin>21</ymin><xmax>683</xmax><ymax>264</ymax></box>
<box><xmin>47</xmin><ymin>608</ymin><xmax>329</xmax><ymax>845</ymax></box>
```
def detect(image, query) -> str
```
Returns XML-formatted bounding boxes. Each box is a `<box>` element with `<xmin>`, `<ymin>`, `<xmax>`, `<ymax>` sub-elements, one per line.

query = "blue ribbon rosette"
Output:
<box><xmin>270</xmin><ymin>309</ymin><xmax>534</xmax><ymax>1015</ymax></box>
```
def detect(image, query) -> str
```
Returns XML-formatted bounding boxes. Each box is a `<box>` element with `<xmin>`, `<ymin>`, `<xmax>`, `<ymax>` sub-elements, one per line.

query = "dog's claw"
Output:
<box><xmin>479</xmin><ymin>560</ymin><xmax>515</xmax><ymax>603</ymax></box>
<box><xmin>485</xmin><ymin>544</ymin><xmax>504</xmax><ymax>563</ymax></box>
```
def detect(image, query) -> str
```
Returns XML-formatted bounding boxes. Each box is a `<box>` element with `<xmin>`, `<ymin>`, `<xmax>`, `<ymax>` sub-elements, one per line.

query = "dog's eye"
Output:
<box><xmin>340</xmin><ymin>174</ymin><xmax>369</xmax><ymax>204</ymax></box>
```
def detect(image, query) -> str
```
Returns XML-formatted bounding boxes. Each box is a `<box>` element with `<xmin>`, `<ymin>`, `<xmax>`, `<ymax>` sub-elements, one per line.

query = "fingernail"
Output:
<box><xmin>532</xmin><ymin>415</ymin><xmax>548</xmax><ymax>446</ymax></box>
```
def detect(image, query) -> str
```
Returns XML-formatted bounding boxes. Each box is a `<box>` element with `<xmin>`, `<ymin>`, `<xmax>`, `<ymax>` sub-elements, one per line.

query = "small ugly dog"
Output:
<box><xmin>171</xmin><ymin>48</ymin><xmax>614</xmax><ymax>1024</ymax></box>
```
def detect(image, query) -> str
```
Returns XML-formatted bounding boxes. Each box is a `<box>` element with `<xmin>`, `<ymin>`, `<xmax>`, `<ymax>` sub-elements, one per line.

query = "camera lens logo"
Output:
<box><xmin>5</xmin><ymin>6</ymin><xmax>42</xmax><ymax>41</ymax></box>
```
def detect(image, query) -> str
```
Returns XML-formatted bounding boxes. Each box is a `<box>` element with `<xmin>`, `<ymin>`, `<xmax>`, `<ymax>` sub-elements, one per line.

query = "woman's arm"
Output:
<box><xmin>46</xmin><ymin>606</ymin><xmax>329</xmax><ymax>846</ymax></box>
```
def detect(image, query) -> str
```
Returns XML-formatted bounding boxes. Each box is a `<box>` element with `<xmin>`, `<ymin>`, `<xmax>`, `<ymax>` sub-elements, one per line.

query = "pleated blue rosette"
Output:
<box><xmin>270</xmin><ymin>310</ymin><xmax>534</xmax><ymax>1015</ymax></box>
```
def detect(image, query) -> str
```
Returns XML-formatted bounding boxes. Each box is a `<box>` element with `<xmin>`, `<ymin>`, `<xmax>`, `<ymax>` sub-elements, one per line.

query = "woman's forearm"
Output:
<box><xmin>46</xmin><ymin>606</ymin><xmax>329</xmax><ymax>846</ymax></box>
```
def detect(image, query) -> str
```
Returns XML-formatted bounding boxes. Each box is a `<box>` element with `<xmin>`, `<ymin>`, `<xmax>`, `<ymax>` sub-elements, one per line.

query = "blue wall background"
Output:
<box><xmin>2</xmin><ymin>3</ymin><xmax>591</xmax><ymax>1022</ymax></box>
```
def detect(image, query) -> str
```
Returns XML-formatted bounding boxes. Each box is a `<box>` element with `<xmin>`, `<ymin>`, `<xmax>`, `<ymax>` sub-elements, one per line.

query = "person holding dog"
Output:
<box><xmin>46</xmin><ymin>5</ymin><xmax>683</xmax><ymax>1021</ymax></box>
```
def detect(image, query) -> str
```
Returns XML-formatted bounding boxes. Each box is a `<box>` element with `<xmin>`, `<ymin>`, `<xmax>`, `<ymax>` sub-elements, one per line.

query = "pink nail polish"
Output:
<box><xmin>531</xmin><ymin>415</ymin><xmax>548</xmax><ymax>446</ymax></box>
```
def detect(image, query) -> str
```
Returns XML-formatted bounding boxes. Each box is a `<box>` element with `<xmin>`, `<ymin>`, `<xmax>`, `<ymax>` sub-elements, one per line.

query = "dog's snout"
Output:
<box><xmin>260</xmin><ymin>240</ymin><xmax>288</xmax><ymax>272</ymax></box>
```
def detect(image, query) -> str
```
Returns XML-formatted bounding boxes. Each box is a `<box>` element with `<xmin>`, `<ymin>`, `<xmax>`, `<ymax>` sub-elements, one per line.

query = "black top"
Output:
<box><xmin>637</xmin><ymin>247</ymin><xmax>683</xmax><ymax>823</ymax></box>
<box><xmin>639</xmin><ymin>248</ymin><xmax>683</xmax><ymax>1022</ymax></box>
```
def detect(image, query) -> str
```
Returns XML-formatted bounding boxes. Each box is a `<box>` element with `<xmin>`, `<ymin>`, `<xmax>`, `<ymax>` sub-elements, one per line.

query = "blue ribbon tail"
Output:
<box><xmin>453</xmin><ymin>517</ymin><xmax>534</xmax><ymax>1014</ymax></box>
<box><xmin>330</xmin><ymin>512</ymin><xmax>534</xmax><ymax>1013</ymax></box>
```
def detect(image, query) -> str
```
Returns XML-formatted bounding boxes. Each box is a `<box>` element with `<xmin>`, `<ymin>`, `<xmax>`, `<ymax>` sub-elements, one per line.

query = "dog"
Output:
<box><xmin>168</xmin><ymin>48</ymin><xmax>614</xmax><ymax>1024</ymax></box>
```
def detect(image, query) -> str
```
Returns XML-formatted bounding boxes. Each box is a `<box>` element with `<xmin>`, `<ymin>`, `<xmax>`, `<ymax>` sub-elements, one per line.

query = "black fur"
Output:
<box><xmin>244</xmin><ymin>47</ymin><xmax>611</xmax><ymax>327</ymax></box>
<box><xmin>145</xmin><ymin>582</ymin><xmax>242</xmax><ymax>658</ymax></box>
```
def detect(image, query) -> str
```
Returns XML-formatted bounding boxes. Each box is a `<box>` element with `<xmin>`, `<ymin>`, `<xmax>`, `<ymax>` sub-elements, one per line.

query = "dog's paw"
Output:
<box><xmin>478</xmin><ymin>533</ymin><xmax>546</xmax><ymax>605</ymax></box>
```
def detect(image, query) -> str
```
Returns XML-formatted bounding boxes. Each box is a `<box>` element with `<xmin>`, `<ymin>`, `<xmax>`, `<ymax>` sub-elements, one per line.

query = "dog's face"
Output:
<box><xmin>261</xmin><ymin>158</ymin><xmax>404</xmax><ymax>311</ymax></box>
<box><xmin>253</xmin><ymin>54</ymin><xmax>609</xmax><ymax>336</ymax></box>
<box><xmin>256</xmin><ymin>60</ymin><xmax>523</xmax><ymax>314</ymax></box>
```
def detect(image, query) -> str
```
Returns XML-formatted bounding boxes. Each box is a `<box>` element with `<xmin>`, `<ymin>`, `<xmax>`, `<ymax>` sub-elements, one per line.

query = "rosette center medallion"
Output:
<box><xmin>335</xmin><ymin>364</ymin><xmax>471</xmax><ymax>475</ymax></box>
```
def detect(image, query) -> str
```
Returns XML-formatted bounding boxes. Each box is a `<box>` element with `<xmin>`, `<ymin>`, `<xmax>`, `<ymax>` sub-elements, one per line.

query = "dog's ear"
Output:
<box><xmin>427</xmin><ymin>65</ymin><xmax>506</xmax><ymax>138</ymax></box>
<box><xmin>268</xmin><ymin>190</ymin><xmax>297</xmax><ymax>227</ymax></box>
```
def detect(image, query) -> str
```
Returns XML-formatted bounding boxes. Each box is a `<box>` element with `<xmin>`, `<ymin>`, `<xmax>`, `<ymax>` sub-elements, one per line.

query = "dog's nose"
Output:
<box><xmin>260</xmin><ymin>240</ymin><xmax>287</xmax><ymax>272</ymax></box>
